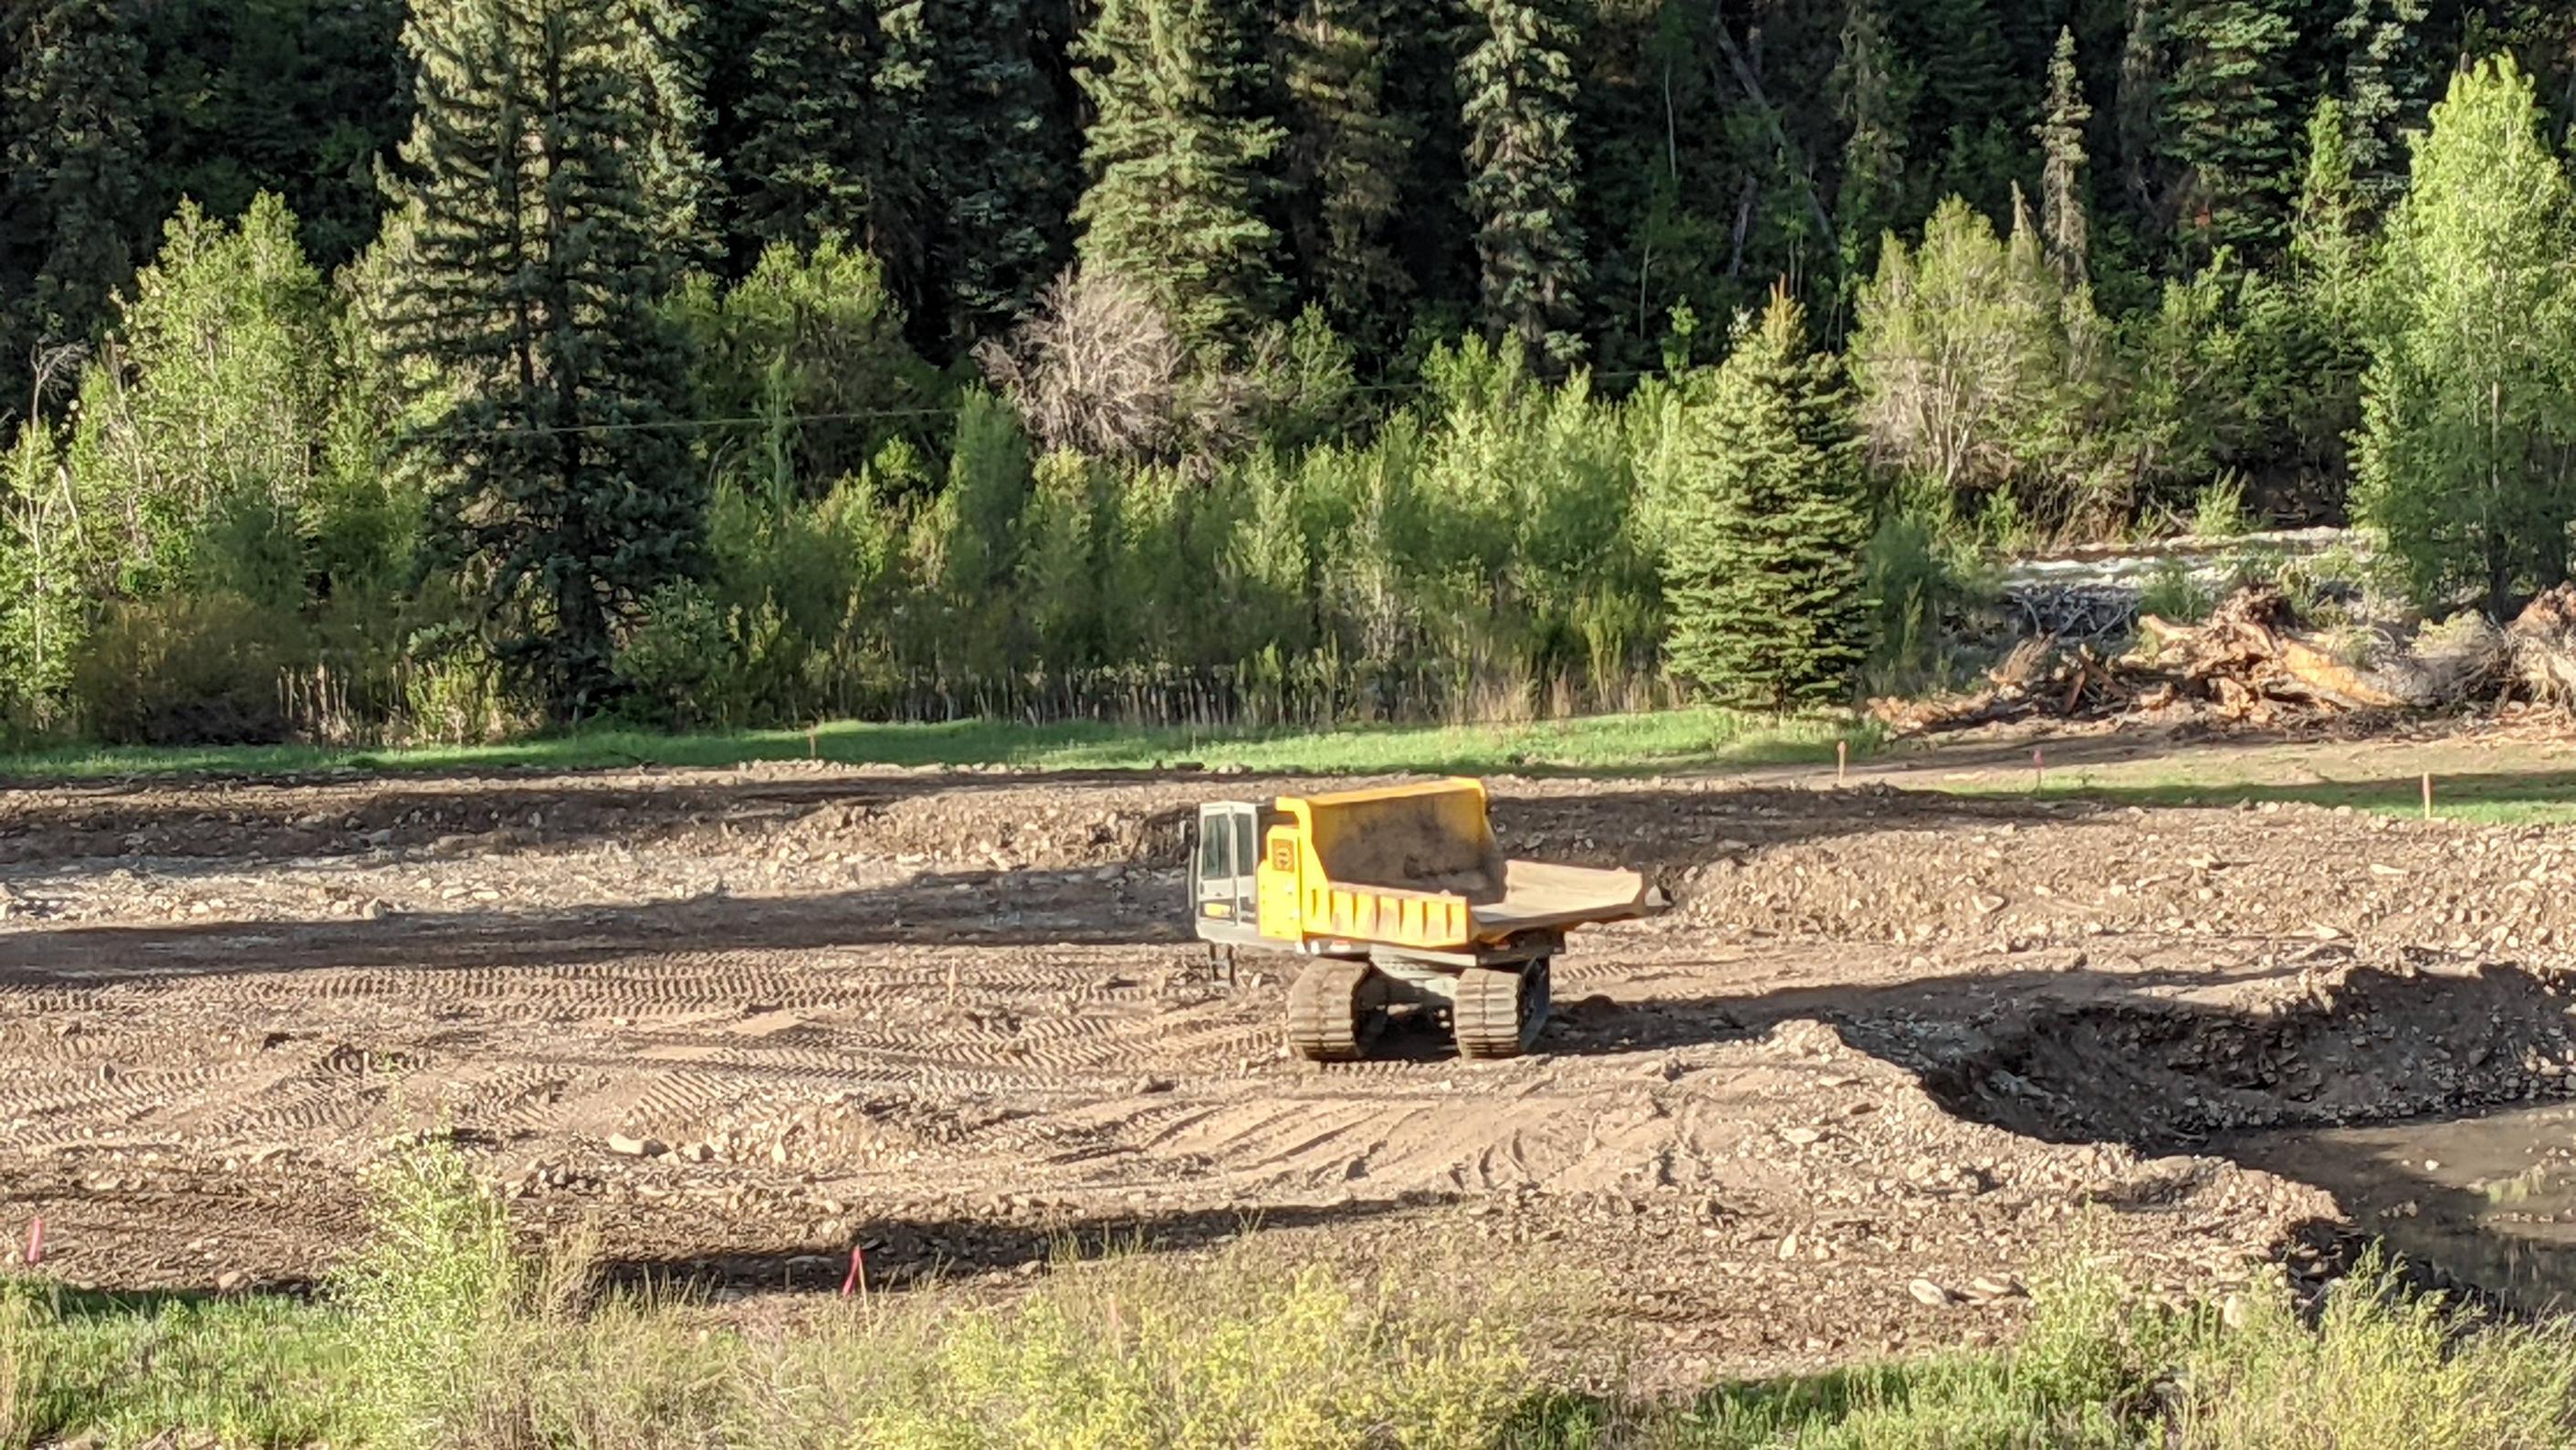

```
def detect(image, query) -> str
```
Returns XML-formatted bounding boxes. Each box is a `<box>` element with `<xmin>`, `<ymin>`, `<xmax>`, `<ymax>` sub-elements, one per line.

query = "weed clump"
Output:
<box><xmin>11</xmin><ymin>1156</ymin><xmax>2576</xmax><ymax>1449</ymax></box>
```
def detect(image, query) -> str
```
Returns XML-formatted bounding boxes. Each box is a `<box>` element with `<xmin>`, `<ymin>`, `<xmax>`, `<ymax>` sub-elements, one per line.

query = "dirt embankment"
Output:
<box><xmin>4</xmin><ymin>757</ymin><xmax>2573</xmax><ymax>1377</ymax></box>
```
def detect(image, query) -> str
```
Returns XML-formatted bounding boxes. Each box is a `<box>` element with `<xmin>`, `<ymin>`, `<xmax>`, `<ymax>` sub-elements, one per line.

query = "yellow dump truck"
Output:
<box><xmin>1190</xmin><ymin>778</ymin><xmax>1665</xmax><ymax>1061</ymax></box>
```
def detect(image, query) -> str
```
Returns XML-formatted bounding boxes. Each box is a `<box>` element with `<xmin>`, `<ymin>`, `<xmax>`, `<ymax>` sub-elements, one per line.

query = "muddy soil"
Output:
<box><xmin>5</xmin><ymin>759</ymin><xmax>2574</xmax><ymax>1381</ymax></box>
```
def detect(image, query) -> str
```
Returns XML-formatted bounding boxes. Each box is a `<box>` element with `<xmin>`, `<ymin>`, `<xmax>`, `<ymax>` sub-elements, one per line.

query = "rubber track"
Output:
<box><xmin>1285</xmin><ymin>961</ymin><xmax>1376</xmax><ymax>1063</ymax></box>
<box><xmin>1453</xmin><ymin>965</ymin><xmax>1534</xmax><ymax>1060</ymax></box>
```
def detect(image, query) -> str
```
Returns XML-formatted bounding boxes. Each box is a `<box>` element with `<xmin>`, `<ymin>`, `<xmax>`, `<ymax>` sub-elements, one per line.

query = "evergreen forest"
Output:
<box><xmin>4</xmin><ymin>0</ymin><xmax>2574</xmax><ymax>741</ymax></box>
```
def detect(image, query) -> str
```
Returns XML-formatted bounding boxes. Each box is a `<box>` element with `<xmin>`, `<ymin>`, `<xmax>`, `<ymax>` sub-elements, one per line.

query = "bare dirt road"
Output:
<box><xmin>5</xmin><ymin>750</ymin><xmax>2574</xmax><ymax>1379</ymax></box>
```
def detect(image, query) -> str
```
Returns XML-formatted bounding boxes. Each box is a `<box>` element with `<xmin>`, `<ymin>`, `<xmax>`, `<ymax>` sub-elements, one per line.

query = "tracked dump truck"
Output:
<box><xmin>1189</xmin><ymin>778</ymin><xmax>1665</xmax><ymax>1062</ymax></box>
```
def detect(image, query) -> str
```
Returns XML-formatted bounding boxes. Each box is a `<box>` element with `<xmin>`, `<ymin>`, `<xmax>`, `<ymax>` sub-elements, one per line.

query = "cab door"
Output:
<box><xmin>1192</xmin><ymin>802</ymin><xmax>1261</xmax><ymax>944</ymax></box>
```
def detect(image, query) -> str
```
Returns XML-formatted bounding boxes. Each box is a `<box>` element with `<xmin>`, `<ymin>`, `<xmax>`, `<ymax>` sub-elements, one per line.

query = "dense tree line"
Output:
<box><xmin>2</xmin><ymin>0</ymin><xmax>2573</xmax><ymax>741</ymax></box>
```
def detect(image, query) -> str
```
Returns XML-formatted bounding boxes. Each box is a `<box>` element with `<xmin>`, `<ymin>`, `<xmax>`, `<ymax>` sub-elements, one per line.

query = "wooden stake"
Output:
<box><xmin>1836</xmin><ymin>738</ymin><xmax>1848</xmax><ymax>785</ymax></box>
<box><xmin>2423</xmin><ymin>772</ymin><xmax>2434</xmax><ymax>821</ymax></box>
<box><xmin>2033</xmin><ymin>746</ymin><xmax>2046</xmax><ymax>794</ymax></box>
<box><xmin>808</xmin><ymin>725</ymin><xmax>820</xmax><ymax>761</ymax></box>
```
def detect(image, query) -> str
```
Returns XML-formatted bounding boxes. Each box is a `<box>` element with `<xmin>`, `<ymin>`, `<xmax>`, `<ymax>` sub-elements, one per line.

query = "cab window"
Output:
<box><xmin>1196</xmin><ymin>809</ymin><xmax>1232</xmax><ymax>888</ymax></box>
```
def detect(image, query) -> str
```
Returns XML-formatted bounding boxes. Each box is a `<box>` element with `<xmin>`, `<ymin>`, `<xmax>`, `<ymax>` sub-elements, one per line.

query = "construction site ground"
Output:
<box><xmin>7</xmin><ymin>717</ymin><xmax>2576</xmax><ymax>1385</ymax></box>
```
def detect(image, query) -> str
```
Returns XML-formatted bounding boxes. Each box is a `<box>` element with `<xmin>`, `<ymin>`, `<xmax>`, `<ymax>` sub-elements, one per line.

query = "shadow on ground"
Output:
<box><xmin>1550</xmin><ymin>951</ymin><xmax>2576</xmax><ymax>1314</ymax></box>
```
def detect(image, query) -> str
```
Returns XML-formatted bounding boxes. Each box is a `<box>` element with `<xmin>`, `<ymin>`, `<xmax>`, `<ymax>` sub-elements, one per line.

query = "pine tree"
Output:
<box><xmin>2284</xmin><ymin>95</ymin><xmax>2369</xmax><ymax>485</ymax></box>
<box><xmin>1073</xmin><ymin>0</ymin><xmax>1285</xmax><ymax>360</ymax></box>
<box><xmin>135</xmin><ymin>0</ymin><xmax>411</xmax><ymax>271</ymax></box>
<box><xmin>2334</xmin><ymin>0</ymin><xmax>2430</xmax><ymax>204</ymax></box>
<box><xmin>617</xmin><ymin>0</ymin><xmax>722</xmax><ymax>266</ymax></box>
<box><xmin>2162</xmin><ymin>0</ymin><xmax>2300</xmax><ymax>261</ymax></box>
<box><xmin>879</xmin><ymin>0</ymin><xmax>1077</xmax><ymax>350</ymax></box>
<box><xmin>1281</xmin><ymin>0</ymin><xmax>1416</xmax><ymax>349</ymax></box>
<box><xmin>1460</xmin><ymin>0</ymin><xmax>1588</xmax><ymax>369</ymax></box>
<box><xmin>375</xmin><ymin>0</ymin><xmax>708</xmax><ymax>719</ymax></box>
<box><xmin>1661</xmin><ymin>288</ymin><xmax>1870</xmax><ymax>709</ymax></box>
<box><xmin>0</xmin><ymin>0</ymin><xmax>149</xmax><ymax>405</ymax></box>
<box><xmin>731</xmin><ymin>0</ymin><xmax>889</xmax><ymax>263</ymax></box>
<box><xmin>2115</xmin><ymin>0</ymin><xmax>2162</xmax><ymax>215</ymax></box>
<box><xmin>2290</xmin><ymin>95</ymin><xmax>2365</xmax><ymax>310</ymax></box>
<box><xmin>1833</xmin><ymin>0</ymin><xmax>1916</xmax><ymax>289</ymax></box>
<box><xmin>1907</xmin><ymin>0</ymin><xmax>2020</xmax><ymax>221</ymax></box>
<box><xmin>2354</xmin><ymin>57</ymin><xmax>2576</xmax><ymax>617</ymax></box>
<box><xmin>2034</xmin><ymin>28</ymin><xmax>2092</xmax><ymax>292</ymax></box>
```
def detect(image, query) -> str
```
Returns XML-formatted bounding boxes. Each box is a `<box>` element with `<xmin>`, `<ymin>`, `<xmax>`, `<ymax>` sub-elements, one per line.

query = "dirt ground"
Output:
<box><xmin>6</xmin><ymin>730</ymin><xmax>2576</xmax><ymax>1382</ymax></box>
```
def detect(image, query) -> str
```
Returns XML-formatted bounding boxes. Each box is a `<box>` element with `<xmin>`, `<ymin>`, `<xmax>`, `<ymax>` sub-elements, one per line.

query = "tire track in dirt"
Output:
<box><xmin>10</xmin><ymin>758</ymin><xmax>2575</xmax><ymax>1379</ymax></box>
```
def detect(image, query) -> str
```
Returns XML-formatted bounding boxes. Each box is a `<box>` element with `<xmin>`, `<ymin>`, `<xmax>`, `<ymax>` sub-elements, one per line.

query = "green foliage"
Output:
<box><xmin>2178</xmin><ymin>1257</ymin><xmax>2576</xmax><ymax>1448</ymax></box>
<box><xmin>1834</xmin><ymin>0</ymin><xmax>1918</xmax><ymax>293</ymax></box>
<box><xmin>676</xmin><ymin>236</ymin><xmax>938</xmax><ymax>495</ymax></box>
<box><xmin>0</xmin><ymin>0</ymin><xmax>148</xmax><ymax>384</ymax></box>
<box><xmin>71</xmin><ymin>593</ymin><xmax>299</xmax><ymax>745</ymax></box>
<box><xmin>1280</xmin><ymin>0</ymin><xmax>1415</xmax><ymax>352</ymax></box>
<box><xmin>134</xmin><ymin>0</ymin><xmax>411</xmax><ymax>270</ymax></box>
<box><xmin>402</xmin><ymin>624</ymin><xmax>517</xmax><ymax>745</ymax></box>
<box><xmin>842</xmin><ymin>1259</ymin><xmax>1531</xmax><ymax>1447</ymax></box>
<box><xmin>0</xmin><ymin>420</ymin><xmax>88</xmax><ymax>734</ymax></box>
<box><xmin>66</xmin><ymin>194</ymin><xmax>341</xmax><ymax>597</ymax></box>
<box><xmin>375</xmin><ymin>0</ymin><xmax>710</xmax><ymax>720</ymax></box>
<box><xmin>730</xmin><ymin>0</ymin><xmax>886</xmax><ymax>263</ymax></box>
<box><xmin>2193</xmin><ymin>474</ymin><xmax>2255</xmax><ymax>536</ymax></box>
<box><xmin>0</xmin><ymin>1277</ymin><xmax>344</xmax><ymax>1447</ymax></box>
<box><xmin>1073</xmin><ymin>0</ymin><xmax>1284</xmax><ymax>360</ymax></box>
<box><xmin>875</xmin><ymin>0</ymin><xmax>1076</xmax><ymax>349</ymax></box>
<box><xmin>2139</xmin><ymin>556</ymin><xmax>2216</xmax><ymax>620</ymax></box>
<box><xmin>1854</xmin><ymin>196</ymin><xmax>2106</xmax><ymax>530</ymax></box>
<box><xmin>702</xmin><ymin>464</ymin><xmax>904</xmax><ymax>723</ymax></box>
<box><xmin>2334</xmin><ymin>0</ymin><xmax>2433</xmax><ymax>203</ymax></box>
<box><xmin>613</xmin><ymin>580</ymin><xmax>735</xmax><ymax>728</ymax></box>
<box><xmin>2353</xmin><ymin>57</ymin><xmax>2576</xmax><ymax>617</ymax></box>
<box><xmin>2162</xmin><ymin>0</ymin><xmax>2301</xmax><ymax>263</ymax></box>
<box><xmin>1661</xmin><ymin>291</ymin><xmax>1872</xmax><ymax>709</ymax></box>
<box><xmin>333</xmin><ymin>1142</ymin><xmax>528</xmax><ymax>1449</ymax></box>
<box><xmin>25</xmin><ymin>1195</ymin><xmax>2576</xmax><ymax>1450</ymax></box>
<box><xmin>2036</xmin><ymin>28</ymin><xmax>2093</xmax><ymax>292</ymax></box>
<box><xmin>0</xmin><ymin>0</ymin><xmax>2520</xmax><ymax>746</ymax></box>
<box><xmin>1862</xmin><ymin>501</ymin><xmax>1989</xmax><ymax>692</ymax></box>
<box><xmin>1460</xmin><ymin>0</ymin><xmax>1589</xmax><ymax>370</ymax></box>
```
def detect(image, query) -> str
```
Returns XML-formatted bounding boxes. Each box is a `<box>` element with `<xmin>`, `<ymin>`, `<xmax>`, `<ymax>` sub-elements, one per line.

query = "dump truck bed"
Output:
<box><xmin>1264</xmin><ymin>780</ymin><xmax>1659</xmax><ymax>952</ymax></box>
<box><xmin>1468</xmin><ymin>858</ymin><xmax>1657</xmax><ymax>940</ymax></box>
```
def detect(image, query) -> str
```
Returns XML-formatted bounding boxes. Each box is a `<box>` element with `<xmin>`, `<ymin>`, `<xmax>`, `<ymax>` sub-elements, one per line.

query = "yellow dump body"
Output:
<box><xmin>1255</xmin><ymin>779</ymin><xmax>1654</xmax><ymax>952</ymax></box>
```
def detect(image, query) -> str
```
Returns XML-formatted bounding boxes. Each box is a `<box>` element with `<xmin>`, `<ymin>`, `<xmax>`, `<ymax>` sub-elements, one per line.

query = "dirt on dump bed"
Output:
<box><xmin>5</xmin><ymin>751</ymin><xmax>2576</xmax><ymax>1383</ymax></box>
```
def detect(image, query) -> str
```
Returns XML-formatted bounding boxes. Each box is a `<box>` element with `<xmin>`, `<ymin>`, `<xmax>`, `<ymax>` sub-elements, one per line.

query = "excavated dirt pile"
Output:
<box><xmin>5</xmin><ymin>760</ymin><xmax>2574</xmax><ymax>1377</ymax></box>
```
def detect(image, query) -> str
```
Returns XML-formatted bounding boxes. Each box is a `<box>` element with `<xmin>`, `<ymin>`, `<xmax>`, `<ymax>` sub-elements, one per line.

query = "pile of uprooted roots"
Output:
<box><xmin>1877</xmin><ymin>583</ymin><xmax>2576</xmax><ymax>735</ymax></box>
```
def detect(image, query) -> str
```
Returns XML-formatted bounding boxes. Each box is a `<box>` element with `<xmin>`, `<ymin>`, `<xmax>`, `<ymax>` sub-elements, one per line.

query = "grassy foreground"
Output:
<box><xmin>5</xmin><ymin>1149</ymin><xmax>2575</xmax><ymax>1449</ymax></box>
<box><xmin>0</xmin><ymin>707</ymin><xmax>1863</xmax><ymax>783</ymax></box>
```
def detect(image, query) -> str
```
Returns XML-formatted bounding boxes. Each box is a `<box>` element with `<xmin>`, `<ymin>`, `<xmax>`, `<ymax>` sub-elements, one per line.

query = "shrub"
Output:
<box><xmin>70</xmin><ymin>593</ymin><xmax>301</xmax><ymax>745</ymax></box>
<box><xmin>2192</xmin><ymin>474</ymin><xmax>2256</xmax><ymax>538</ymax></box>
<box><xmin>2178</xmin><ymin>1260</ymin><xmax>2576</xmax><ymax>1449</ymax></box>
<box><xmin>1864</xmin><ymin>506</ymin><xmax>1988</xmax><ymax>693</ymax></box>
<box><xmin>2139</xmin><ymin>557</ymin><xmax>2215</xmax><ymax>623</ymax></box>
<box><xmin>977</xmin><ymin>267</ymin><xmax>1185</xmax><ymax>461</ymax></box>
<box><xmin>401</xmin><ymin>624</ymin><xmax>516</xmax><ymax>746</ymax></box>
<box><xmin>613</xmin><ymin>580</ymin><xmax>736</xmax><ymax>730</ymax></box>
<box><xmin>333</xmin><ymin>1142</ymin><xmax>532</xmax><ymax>1450</ymax></box>
<box><xmin>677</xmin><ymin>236</ymin><xmax>939</xmax><ymax>495</ymax></box>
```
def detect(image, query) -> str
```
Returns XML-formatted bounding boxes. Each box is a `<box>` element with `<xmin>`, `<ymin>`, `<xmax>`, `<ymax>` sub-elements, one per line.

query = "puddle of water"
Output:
<box><xmin>2230</xmin><ymin>1101</ymin><xmax>2576</xmax><ymax>1309</ymax></box>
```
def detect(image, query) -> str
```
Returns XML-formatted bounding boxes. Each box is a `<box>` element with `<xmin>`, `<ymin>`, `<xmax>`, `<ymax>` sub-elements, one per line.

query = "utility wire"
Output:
<box><xmin>399</xmin><ymin>365</ymin><xmax>1684</xmax><ymax>443</ymax></box>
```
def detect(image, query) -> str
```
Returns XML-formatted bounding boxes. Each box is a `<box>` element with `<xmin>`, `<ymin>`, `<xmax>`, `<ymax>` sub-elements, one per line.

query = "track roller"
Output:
<box><xmin>1452</xmin><ymin>956</ymin><xmax>1551</xmax><ymax>1060</ymax></box>
<box><xmin>1286</xmin><ymin>960</ymin><xmax>1390</xmax><ymax>1062</ymax></box>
